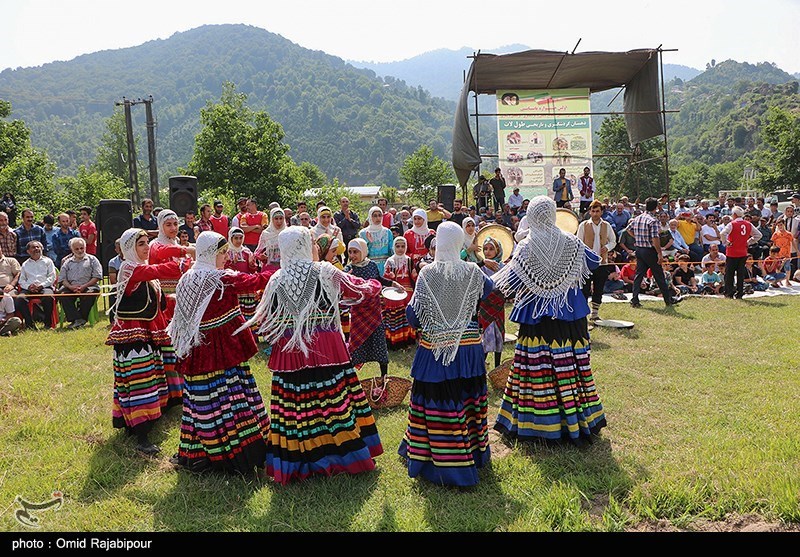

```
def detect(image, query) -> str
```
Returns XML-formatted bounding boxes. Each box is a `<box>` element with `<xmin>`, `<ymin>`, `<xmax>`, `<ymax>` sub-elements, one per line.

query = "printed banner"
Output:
<box><xmin>496</xmin><ymin>89</ymin><xmax>593</xmax><ymax>202</ymax></box>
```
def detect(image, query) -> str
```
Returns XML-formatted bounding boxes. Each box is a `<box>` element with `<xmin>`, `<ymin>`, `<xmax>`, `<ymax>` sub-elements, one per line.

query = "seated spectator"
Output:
<box><xmin>751</xmin><ymin>217</ymin><xmax>773</xmax><ymax>261</ymax></box>
<box><xmin>763</xmin><ymin>245</ymin><xmax>789</xmax><ymax>288</ymax></box>
<box><xmin>603</xmin><ymin>252</ymin><xmax>627</xmax><ymax>299</ymax></box>
<box><xmin>14</xmin><ymin>241</ymin><xmax>57</xmax><ymax>329</ymax></box>
<box><xmin>0</xmin><ymin>291</ymin><xmax>22</xmax><ymax>336</ymax></box>
<box><xmin>0</xmin><ymin>242</ymin><xmax>21</xmax><ymax>293</ymax></box>
<box><xmin>743</xmin><ymin>258</ymin><xmax>768</xmax><ymax>293</ymax></box>
<box><xmin>667</xmin><ymin>219</ymin><xmax>691</xmax><ymax>259</ymax></box>
<box><xmin>672</xmin><ymin>254</ymin><xmax>699</xmax><ymax>295</ymax></box>
<box><xmin>646</xmin><ymin>259</ymin><xmax>680</xmax><ymax>299</ymax></box>
<box><xmin>58</xmin><ymin>237</ymin><xmax>103</xmax><ymax>329</ymax></box>
<box><xmin>699</xmin><ymin>261</ymin><xmax>723</xmax><ymax>295</ymax></box>
<box><xmin>701</xmin><ymin>213</ymin><xmax>725</xmax><ymax>254</ymax></box>
<box><xmin>620</xmin><ymin>258</ymin><xmax>637</xmax><ymax>292</ymax></box>
<box><xmin>701</xmin><ymin>243</ymin><xmax>727</xmax><ymax>273</ymax></box>
<box><xmin>616</xmin><ymin>225</ymin><xmax>637</xmax><ymax>263</ymax></box>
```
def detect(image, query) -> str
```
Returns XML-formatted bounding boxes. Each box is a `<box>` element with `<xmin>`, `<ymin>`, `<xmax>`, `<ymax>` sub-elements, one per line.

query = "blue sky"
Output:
<box><xmin>2</xmin><ymin>0</ymin><xmax>798</xmax><ymax>74</ymax></box>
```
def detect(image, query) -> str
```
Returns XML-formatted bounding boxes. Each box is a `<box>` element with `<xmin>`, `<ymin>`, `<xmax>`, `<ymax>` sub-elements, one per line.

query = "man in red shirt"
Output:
<box><xmin>240</xmin><ymin>199</ymin><xmax>266</xmax><ymax>251</ymax></box>
<box><xmin>78</xmin><ymin>205</ymin><xmax>97</xmax><ymax>255</ymax></box>
<box><xmin>720</xmin><ymin>206</ymin><xmax>762</xmax><ymax>299</ymax></box>
<box><xmin>209</xmin><ymin>200</ymin><xmax>230</xmax><ymax>237</ymax></box>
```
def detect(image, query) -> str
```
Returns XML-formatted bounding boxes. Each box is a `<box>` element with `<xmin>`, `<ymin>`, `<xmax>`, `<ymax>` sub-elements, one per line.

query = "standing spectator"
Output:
<box><xmin>42</xmin><ymin>214</ymin><xmax>57</xmax><ymax>262</ymax></box>
<box><xmin>334</xmin><ymin>197</ymin><xmax>361</xmax><ymax>262</ymax></box>
<box><xmin>230</xmin><ymin>197</ymin><xmax>248</xmax><ymax>229</ymax></box>
<box><xmin>66</xmin><ymin>209</ymin><xmax>78</xmax><ymax>230</ymax></box>
<box><xmin>291</xmin><ymin>201</ymin><xmax>308</xmax><ymax>226</ymax></box>
<box><xmin>489</xmin><ymin>167</ymin><xmax>507</xmax><ymax>211</ymax></box>
<box><xmin>209</xmin><ymin>200</ymin><xmax>230</xmax><ymax>237</ymax></box>
<box><xmin>14</xmin><ymin>209</ymin><xmax>47</xmax><ymax>264</ymax></box>
<box><xmin>719</xmin><ymin>197</ymin><xmax>737</xmax><ymax>217</ymax></box>
<box><xmin>447</xmin><ymin>199</ymin><xmax>467</xmax><ymax>227</ymax></box>
<box><xmin>771</xmin><ymin>217</ymin><xmax>794</xmax><ymax>283</ymax></box>
<box><xmin>609</xmin><ymin>202</ymin><xmax>631</xmax><ymax>234</ymax></box>
<box><xmin>425</xmin><ymin>198</ymin><xmax>451</xmax><ymax>231</ymax></box>
<box><xmin>58</xmin><ymin>237</ymin><xmax>103</xmax><ymax>329</ymax></box>
<box><xmin>720</xmin><ymin>206</ymin><xmax>761</xmax><ymax>299</ymax></box>
<box><xmin>132</xmin><ymin>198</ymin><xmax>158</xmax><ymax>239</ymax></box>
<box><xmin>51</xmin><ymin>213</ymin><xmax>80</xmax><ymax>269</ymax></box>
<box><xmin>577</xmin><ymin>200</ymin><xmax>617</xmax><ymax>323</ymax></box>
<box><xmin>0</xmin><ymin>212</ymin><xmax>16</xmax><ymax>261</ymax></box>
<box><xmin>577</xmin><ymin>166</ymin><xmax>595</xmax><ymax>215</ymax></box>
<box><xmin>781</xmin><ymin>206</ymin><xmax>799</xmax><ymax>280</ymax></box>
<box><xmin>78</xmin><ymin>206</ymin><xmax>98</xmax><ymax>256</ymax></box>
<box><xmin>297</xmin><ymin>212</ymin><xmax>312</xmax><ymax>228</ymax></box>
<box><xmin>376</xmin><ymin>197</ymin><xmax>394</xmax><ymax>228</ymax></box>
<box><xmin>0</xmin><ymin>193</ymin><xmax>17</xmax><ymax>227</ymax></box>
<box><xmin>14</xmin><ymin>241</ymin><xmax>57</xmax><ymax>329</ymax></box>
<box><xmin>178</xmin><ymin>210</ymin><xmax>196</xmax><ymax>244</ymax></box>
<box><xmin>359</xmin><ymin>206</ymin><xmax>393</xmax><ymax>275</ymax></box>
<box><xmin>628</xmin><ymin>198</ymin><xmax>681</xmax><ymax>308</ymax></box>
<box><xmin>473</xmin><ymin>175</ymin><xmax>491</xmax><ymax>213</ymax></box>
<box><xmin>552</xmin><ymin>167</ymin><xmax>573</xmax><ymax>208</ymax></box>
<box><xmin>194</xmin><ymin>203</ymin><xmax>215</xmax><ymax>240</ymax></box>
<box><xmin>403</xmin><ymin>209</ymin><xmax>435</xmax><ymax>267</ymax></box>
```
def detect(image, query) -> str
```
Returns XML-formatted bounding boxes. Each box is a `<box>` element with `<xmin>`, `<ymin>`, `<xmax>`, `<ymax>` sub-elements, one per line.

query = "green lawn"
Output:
<box><xmin>1</xmin><ymin>296</ymin><xmax>799</xmax><ymax>532</ymax></box>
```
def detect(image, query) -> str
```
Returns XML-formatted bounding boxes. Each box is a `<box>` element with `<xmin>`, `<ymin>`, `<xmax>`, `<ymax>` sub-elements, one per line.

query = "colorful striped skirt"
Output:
<box><xmin>159</xmin><ymin>344</ymin><xmax>184</xmax><ymax>406</ymax></box>
<box><xmin>382</xmin><ymin>302</ymin><xmax>416</xmax><ymax>348</ymax></box>
<box><xmin>237</xmin><ymin>292</ymin><xmax>258</xmax><ymax>327</ymax></box>
<box><xmin>112</xmin><ymin>341</ymin><xmax>182</xmax><ymax>431</ymax></box>
<box><xmin>398</xmin><ymin>374</ymin><xmax>491</xmax><ymax>487</ymax></box>
<box><xmin>494</xmin><ymin>317</ymin><xmax>607</xmax><ymax>442</ymax></box>
<box><xmin>175</xmin><ymin>364</ymin><xmax>269</xmax><ymax>475</ymax></box>
<box><xmin>266</xmin><ymin>363</ymin><xmax>383</xmax><ymax>485</ymax></box>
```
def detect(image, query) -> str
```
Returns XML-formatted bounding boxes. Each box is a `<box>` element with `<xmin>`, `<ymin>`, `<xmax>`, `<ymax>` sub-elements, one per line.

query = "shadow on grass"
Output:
<box><xmin>637</xmin><ymin>305</ymin><xmax>696</xmax><ymax>320</ymax></box>
<box><xmin>78</xmin><ymin>404</ymin><xmax>183</xmax><ymax>502</ymax></box>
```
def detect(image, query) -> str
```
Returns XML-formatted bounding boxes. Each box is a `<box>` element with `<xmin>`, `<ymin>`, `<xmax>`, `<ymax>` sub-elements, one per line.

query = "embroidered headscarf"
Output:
<box><xmin>462</xmin><ymin>217</ymin><xmax>477</xmax><ymax>251</ymax></box>
<box><xmin>154</xmin><ymin>209</ymin><xmax>179</xmax><ymax>246</ymax></box>
<box><xmin>168</xmin><ymin>231</ymin><xmax>230</xmax><ymax>360</ymax></box>
<box><xmin>410</xmin><ymin>208</ymin><xmax>430</xmax><ymax>237</ymax></box>
<box><xmin>255</xmin><ymin>207</ymin><xmax>286</xmax><ymax>255</ymax></box>
<box><xmin>409</xmin><ymin>221</ymin><xmax>485</xmax><ymax>366</ymax></box>
<box><xmin>110</xmin><ymin>228</ymin><xmax>153</xmax><ymax>323</ymax></box>
<box><xmin>237</xmin><ymin>226</ymin><xmax>351</xmax><ymax>355</ymax></box>
<box><xmin>227</xmin><ymin>227</ymin><xmax>245</xmax><ymax>254</ymax></box>
<box><xmin>386</xmin><ymin>235</ymin><xmax>409</xmax><ymax>271</ymax></box>
<box><xmin>492</xmin><ymin>195</ymin><xmax>590</xmax><ymax>318</ymax></box>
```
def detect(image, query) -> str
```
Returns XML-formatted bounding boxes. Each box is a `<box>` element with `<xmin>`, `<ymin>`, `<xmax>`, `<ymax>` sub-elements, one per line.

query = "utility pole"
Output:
<box><xmin>144</xmin><ymin>96</ymin><xmax>159</xmax><ymax>203</ymax></box>
<box><xmin>117</xmin><ymin>98</ymin><xmax>140</xmax><ymax>207</ymax></box>
<box><xmin>116</xmin><ymin>96</ymin><xmax>159</xmax><ymax>207</ymax></box>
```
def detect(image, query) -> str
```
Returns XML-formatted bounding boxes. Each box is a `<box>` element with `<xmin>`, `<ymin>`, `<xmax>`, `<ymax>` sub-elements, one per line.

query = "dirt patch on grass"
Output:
<box><xmin>626</xmin><ymin>513</ymin><xmax>800</xmax><ymax>532</ymax></box>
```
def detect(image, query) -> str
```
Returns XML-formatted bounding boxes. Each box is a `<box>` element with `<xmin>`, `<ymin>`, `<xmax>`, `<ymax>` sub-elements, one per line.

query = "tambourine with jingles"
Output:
<box><xmin>475</xmin><ymin>224</ymin><xmax>516</xmax><ymax>262</ymax></box>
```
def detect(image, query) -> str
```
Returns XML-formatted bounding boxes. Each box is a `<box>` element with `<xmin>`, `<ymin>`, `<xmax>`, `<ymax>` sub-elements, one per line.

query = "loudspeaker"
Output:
<box><xmin>169</xmin><ymin>175</ymin><xmax>198</xmax><ymax>217</ymax></box>
<box><xmin>97</xmin><ymin>199</ymin><xmax>133</xmax><ymax>275</ymax></box>
<box><xmin>437</xmin><ymin>184</ymin><xmax>456</xmax><ymax>212</ymax></box>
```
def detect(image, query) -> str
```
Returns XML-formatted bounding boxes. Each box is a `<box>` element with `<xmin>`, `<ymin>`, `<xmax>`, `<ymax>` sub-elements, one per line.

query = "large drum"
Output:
<box><xmin>475</xmin><ymin>224</ymin><xmax>516</xmax><ymax>262</ymax></box>
<box><xmin>555</xmin><ymin>208</ymin><xmax>579</xmax><ymax>235</ymax></box>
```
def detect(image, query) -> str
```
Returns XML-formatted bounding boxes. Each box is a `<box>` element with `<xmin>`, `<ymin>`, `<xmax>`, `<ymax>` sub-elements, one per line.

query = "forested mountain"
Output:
<box><xmin>0</xmin><ymin>24</ymin><xmax>455</xmax><ymax>185</ymax></box>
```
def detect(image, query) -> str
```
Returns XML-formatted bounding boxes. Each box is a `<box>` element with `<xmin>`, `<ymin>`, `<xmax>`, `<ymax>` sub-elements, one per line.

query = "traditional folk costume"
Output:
<box><xmin>343</xmin><ymin>238</ymin><xmax>392</xmax><ymax>374</ymax></box>
<box><xmin>382</xmin><ymin>236</ymin><xmax>416</xmax><ymax>348</ymax></box>
<box><xmin>477</xmin><ymin>236</ymin><xmax>506</xmax><ymax>368</ymax></box>
<box><xmin>240</xmin><ymin>226</ymin><xmax>384</xmax><ymax>484</ymax></box>
<box><xmin>106</xmin><ymin>228</ymin><xmax>189</xmax><ymax>454</ymax></box>
<box><xmin>316</xmin><ymin>233</ymin><xmax>344</xmax><ymax>270</ymax></box>
<box><xmin>148</xmin><ymin>209</ymin><xmax>189</xmax><ymax>316</ymax></box>
<box><xmin>492</xmin><ymin>196</ymin><xmax>606</xmax><ymax>446</ymax></box>
<box><xmin>313</xmin><ymin>207</ymin><xmax>348</xmax><ymax>336</ymax></box>
<box><xmin>398</xmin><ymin>221</ymin><xmax>493</xmax><ymax>487</ymax></box>
<box><xmin>404</xmin><ymin>209</ymin><xmax>435</xmax><ymax>268</ymax></box>
<box><xmin>359</xmin><ymin>206</ymin><xmax>393</xmax><ymax>275</ymax></box>
<box><xmin>224</xmin><ymin>227</ymin><xmax>259</xmax><ymax>325</ymax></box>
<box><xmin>460</xmin><ymin>217</ymin><xmax>481</xmax><ymax>263</ymax></box>
<box><xmin>167</xmin><ymin>232</ymin><xmax>273</xmax><ymax>475</ymax></box>
<box><xmin>254</xmin><ymin>207</ymin><xmax>286</xmax><ymax>272</ymax></box>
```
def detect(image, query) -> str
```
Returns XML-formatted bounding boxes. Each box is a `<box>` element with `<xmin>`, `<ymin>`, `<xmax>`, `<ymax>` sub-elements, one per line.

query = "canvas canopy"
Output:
<box><xmin>453</xmin><ymin>49</ymin><xmax>664</xmax><ymax>188</ymax></box>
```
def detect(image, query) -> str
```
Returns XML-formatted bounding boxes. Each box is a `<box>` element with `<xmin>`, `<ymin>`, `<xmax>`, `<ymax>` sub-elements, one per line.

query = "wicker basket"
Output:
<box><xmin>487</xmin><ymin>358</ymin><xmax>514</xmax><ymax>390</ymax></box>
<box><xmin>360</xmin><ymin>375</ymin><xmax>412</xmax><ymax>410</ymax></box>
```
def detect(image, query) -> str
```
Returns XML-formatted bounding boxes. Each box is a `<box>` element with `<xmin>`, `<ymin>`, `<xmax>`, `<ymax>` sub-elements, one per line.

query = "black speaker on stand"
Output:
<box><xmin>169</xmin><ymin>175</ymin><xmax>198</xmax><ymax>217</ymax></box>
<box><xmin>96</xmin><ymin>199</ymin><xmax>133</xmax><ymax>275</ymax></box>
<box><xmin>437</xmin><ymin>184</ymin><xmax>456</xmax><ymax>212</ymax></box>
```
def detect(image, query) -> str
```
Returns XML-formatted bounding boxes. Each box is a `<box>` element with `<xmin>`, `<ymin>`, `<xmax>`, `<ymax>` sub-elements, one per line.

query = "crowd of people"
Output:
<box><xmin>2</xmin><ymin>172</ymin><xmax>798</xmax><ymax>489</ymax></box>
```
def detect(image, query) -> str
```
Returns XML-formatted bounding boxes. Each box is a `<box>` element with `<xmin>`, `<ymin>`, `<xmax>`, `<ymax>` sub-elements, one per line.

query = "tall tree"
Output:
<box><xmin>186</xmin><ymin>82</ymin><xmax>301</xmax><ymax>207</ymax></box>
<box><xmin>93</xmin><ymin>107</ymin><xmax>132</xmax><ymax>189</ymax></box>
<box><xmin>58</xmin><ymin>166</ymin><xmax>129</xmax><ymax>213</ymax></box>
<box><xmin>755</xmin><ymin>107</ymin><xmax>800</xmax><ymax>191</ymax></box>
<box><xmin>398</xmin><ymin>145</ymin><xmax>454</xmax><ymax>205</ymax></box>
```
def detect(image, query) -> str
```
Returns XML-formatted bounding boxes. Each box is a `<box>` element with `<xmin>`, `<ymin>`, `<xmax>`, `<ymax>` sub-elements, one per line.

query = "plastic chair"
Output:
<box><xmin>27</xmin><ymin>297</ymin><xmax>59</xmax><ymax>329</ymax></box>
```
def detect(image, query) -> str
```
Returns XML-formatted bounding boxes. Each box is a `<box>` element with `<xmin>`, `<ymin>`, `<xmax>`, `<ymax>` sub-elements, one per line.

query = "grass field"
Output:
<box><xmin>1</xmin><ymin>296</ymin><xmax>799</xmax><ymax>532</ymax></box>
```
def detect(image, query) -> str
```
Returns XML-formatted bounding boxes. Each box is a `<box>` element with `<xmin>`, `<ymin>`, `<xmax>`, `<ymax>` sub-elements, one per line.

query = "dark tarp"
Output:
<box><xmin>453</xmin><ymin>49</ymin><xmax>664</xmax><ymax>189</ymax></box>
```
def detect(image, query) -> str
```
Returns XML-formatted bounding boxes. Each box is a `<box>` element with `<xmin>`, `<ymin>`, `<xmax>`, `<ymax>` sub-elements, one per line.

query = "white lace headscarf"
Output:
<box><xmin>168</xmin><ymin>231</ymin><xmax>231</xmax><ymax>360</ymax></box>
<box><xmin>462</xmin><ymin>217</ymin><xmax>477</xmax><ymax>250</ymax></box>
<box><xmin>227</xmin><ymin>227</ymin><xmax>245</xmax><ymax>254</ymax></box>
<box><xmin>154</xmin><ymin>210</ymin><xmax>179</xmax><ymax>246</ymax></box>
<box><xmin>409</xmin><ymin>221</ymin><xmax>485</xmax><ymax>366</ymax></box>
<box><xmin>110</xmin><ymin>228</ymin><xmax>153</xmax><ymax>324</ymax></box>
<box><xmin>255</xmin><ymin>207</ymin><xmax>286</xmax><ymax>254</ymax></box>
<box><xmin>313</xmin><ymin>206</ymin><xmax>337</xmax><ymax>238</ymax></box>
<box><xmin>492</xmin><ymin>195</ymin><xmax>590</xmax><ymax>317</ymax></box>
<box><xmin>236</xmin><ymin>226</ymin><xmax>350</xmax><ymax>356</ymax></box>
<box><xmin>410</xmin><ymin>208</ymin><xmax>430</xmax><ymax>237</ymax></box>
<box><xmin>386</xmin><ymin>235</ymin><xmax>409</xmax><ymax>270</ymax></box>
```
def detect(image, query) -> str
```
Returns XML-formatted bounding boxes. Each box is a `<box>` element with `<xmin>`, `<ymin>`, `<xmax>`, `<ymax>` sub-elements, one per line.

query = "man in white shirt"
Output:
<box><xmin>508</xmin><ymin>188</ymin><xmax>524</xmax><ymax>211</ymax></box>
<box><xmin>577</xmin><ymin>166</ymin><xmax>595</xmax><ymax>215</ymax></box>
<box><xmin>58</xmin><ymin>237</ymin><xmax>103</xmax><ymax>329</ymax></box>
<box><xmin>14</xmin><ymin>240</ymin><xmax>57</xmax><ymax>329</ymax></box>
<box><xmin>576</xmin><ymin>200</ymin><xmax>617</xmax><ymax>324</ymax></box>
<box><xmin>701</xmin><ymin>214</ymin><xmax>724</xmax><ymax>254</ymax></box>
<box><xmin>701</xmin><ymin>243</ymin><xmax>727</xmax><ymax>273</ymax></box>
